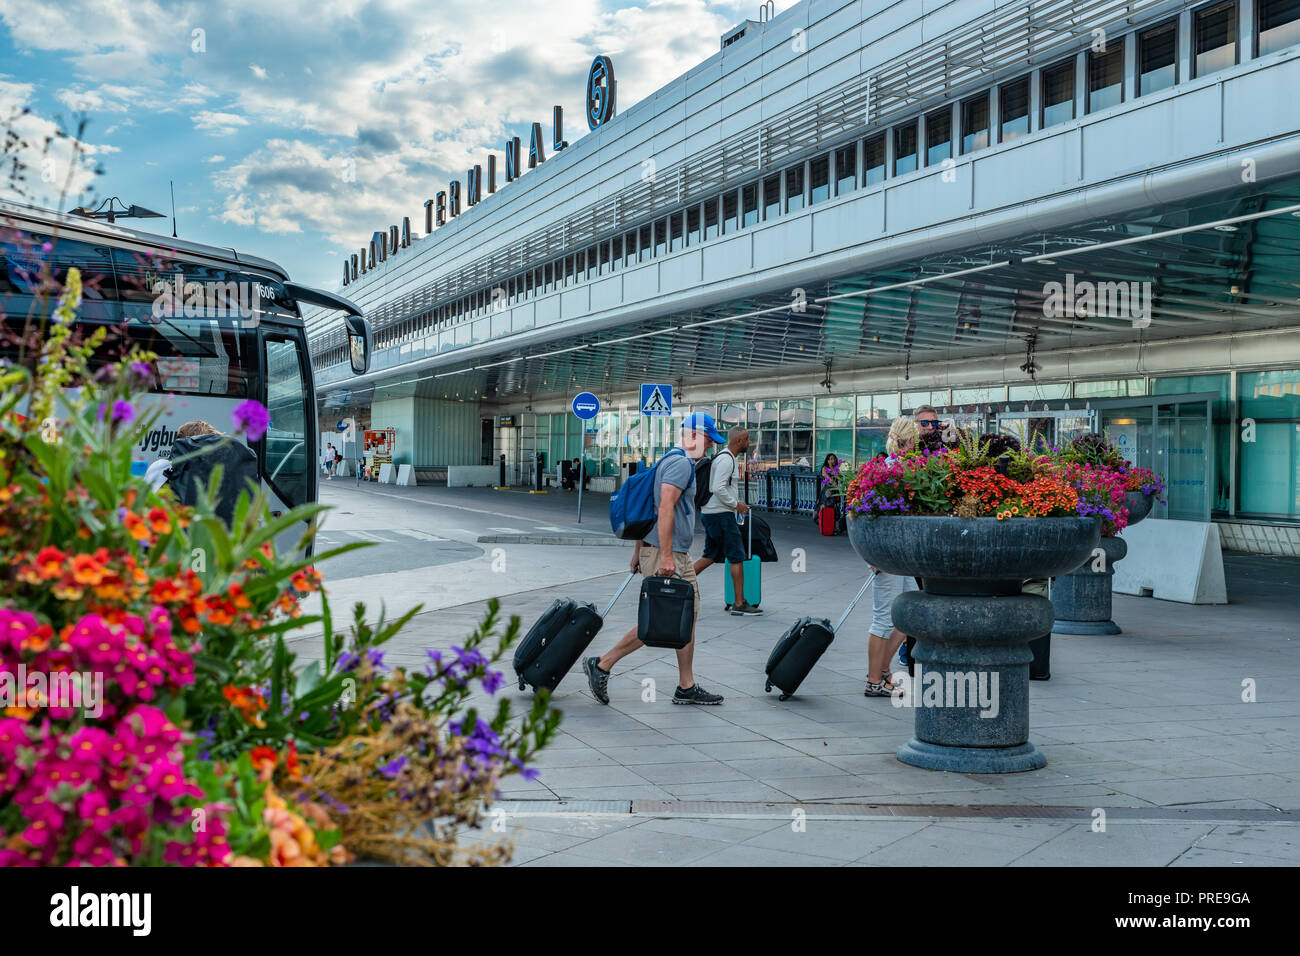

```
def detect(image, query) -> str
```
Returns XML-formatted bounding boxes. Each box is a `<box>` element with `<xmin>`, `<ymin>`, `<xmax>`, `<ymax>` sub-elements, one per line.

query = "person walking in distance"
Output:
<box><xmin>585</xmin><ymin>413</ymin><xmax>728</xmax><ymax>706</ymax></box>
<box><xmin>692</xmin><ymin>426</ymin><xmax>761</xmax><ymax>615</ymax></box>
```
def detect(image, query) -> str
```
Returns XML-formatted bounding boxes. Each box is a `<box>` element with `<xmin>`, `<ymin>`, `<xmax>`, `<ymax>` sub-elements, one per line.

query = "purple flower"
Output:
<box><xmin>231</xmin><ymin>399</ymin><xmax>270</xmax><ymax>441</ymax></box>
<box><xmin>111</xmin><ymin>400</ymin><xmax>134</xmax><ymax>424</ymax></box>
<box><xmin>379</xmin><ymin>756</ymin><xmax>408</xmax><ymax>778</ymax></box>
<box><xmin>481</xmin><ymin>670</ymin><xmax>505</xmax><ymax>695</ymax></box>
<box><xmin>130</xmin><ymin>361</ymin><xmax>152</xmax><ymax>380</ymax></box>
<box><xmin>96</xmin><ymin>403</ymin><xmax>106</xmax><ymax>422</ymax></box>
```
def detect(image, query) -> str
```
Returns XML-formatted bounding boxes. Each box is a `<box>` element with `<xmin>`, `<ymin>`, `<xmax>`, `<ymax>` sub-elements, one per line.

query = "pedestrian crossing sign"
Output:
<box><xmin>640</xmin><ymin>383</ymin><xmax>672</xmax><ymax>416</ymax></box>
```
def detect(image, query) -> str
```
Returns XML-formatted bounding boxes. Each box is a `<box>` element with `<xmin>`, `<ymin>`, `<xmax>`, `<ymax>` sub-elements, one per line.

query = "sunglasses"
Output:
<box><xmin>918</xmin><ymin>419</ymin><xmax>942</xmax><ymax>428</ymax></box>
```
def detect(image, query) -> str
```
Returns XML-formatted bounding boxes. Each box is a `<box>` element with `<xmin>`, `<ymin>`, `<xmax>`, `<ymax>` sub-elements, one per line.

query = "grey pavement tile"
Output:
<box><xmin>719</xmin><ymin>754</ymin><xmax>845</xmax><ymax>779</ymax></box>
<box><xmin>496</xmin><ymin>823</ymin><xmax>598</xmax><ymax>853</ymax></box>
<box><xmin>1008</xmin><ymin>823</ymin><xmax>1216</xmax><ymax>866</ymax></box>
<box><xmin>741</xmin><ymin>819</ymin><xmax>931</xmax><ymax>861</ymax></box>
<box><xmin>560</xmin><ymin>729</ymin><xmax>680</xmax><ymax>749</ymax></box>
<box><xmin>659</xmin><ymin>779</ymin><xmax>800</xmax><ymax>802</ymax></box>
<box><xmin>758</xmin><ymin>774</ymin><xmax>898</xmax><ymax>801</ymax></box>
<box><xmin>631</xmin><ymin>816</ymin><xmax>789</xmax><ymax>843</ymax></box>
<box><xmin>502</xmin><ymin>844</ymin><xmax>554</xmax><ymax>866</ymax></box>
<box><xmin>555</xmin><ymin>823</ymin><xmax>734</xmax><ymax>866</ymax></box>
<box><xmin>517</xmin><ymin>852</ymin><xmax>630</xmax><ymax>867</ymax></box>
<box><xmin>534</xmin><ymin>764</ymin><xmax>656</xmax><ymax>789</ymax></box>
<box><xmin>660</xmin><ymin>723</ymin><xmax>769</xmax><ymax>745</ymax></box>
<box><xmin>1169</xmin><ymin>847</ymin><xmax>1297</xmax><ymax>867</ymax></box>
<box><xmin>1106</xmin><ymin>772</ymin><xmax>1299</xmax><ymax>808</ymax></box>
<box><xmin>623</xmin><ymin>760</ymin><xmax>754</xmax><ymax>786</ymax></box>
<box><xmin>548</xmin><ymin>784</ymin><xmax>678</xmax><ymax>801</ymax></box>
<box><xmin>1181</xmin><ymin>824</ymin><xmax>1300</xmax><ymax>862</ymax></box>
<box><xmin>529</xmin><ymin>748</ymin><xmax>626</xmax><ymax>769</ymax></box>
<box><xmin>496</xmin><ymin>814</ymin><xmax>641</xmax><ymax>839</ymax></box>
<box><xmin>597</xmin><ymin>744</ymin><xmax>715</xmax><ymax>765</ymax></box>
<box><xmin>690</xmin><ymin>739</ymin><xmax>809</xmax><ymax>761</ymax></box>
<box><xmin>779</xmin><ymin>735</ymin><xmax>906</xmax><ymax>757</ymax></box>
<box><xmin>686</xmin><ymin>844</ymin><xmax>847</xmax><ymax>867</ymax></box>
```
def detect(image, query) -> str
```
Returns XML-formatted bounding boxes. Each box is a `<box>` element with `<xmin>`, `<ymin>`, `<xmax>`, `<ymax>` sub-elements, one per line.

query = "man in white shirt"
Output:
<box><xmin>692</xmin><ymin>426</ymin><xmax>760</xmax><ymax>615</ymax></box>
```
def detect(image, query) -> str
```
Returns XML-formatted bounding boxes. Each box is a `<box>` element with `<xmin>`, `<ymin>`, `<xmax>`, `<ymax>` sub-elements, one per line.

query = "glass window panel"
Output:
<box><xmin>669</xmin><ymin>212</ymin><xmax>683</xmax><ymax>253</ymax></box>
<box><xmin>856</xmin><ymin>394</ymin><xmax>899</xmax><ymax>426</ymax></box>
<box><xmin>742</xmin><ymin>183</ymin><xmax>759</xmax><ymax>226</ymax></box>
<box><xmin>749</xmin><ymin>400</ymin><xmax>780</xmax><ymax>430</ymax></box>
<box><xmin>864</xmin><ymin>133</ymin><xmax>886</xmax><ymax>185</ymax></box>
<box><xmin>854</xmin><ymin>426</ymin><xmax>889</xmax><ymax>462</ymax></box>
<box><xmin>762</xmin><ymin>174</ymin><xmax>781</xmax><ymax>220</ymax></box>
<box><xmin>723</xmin><ymin>191</ymin><xmax>739</xmax><ymax>232</ymax></box>
<box><xmin>599</xmin><ymin>241</ymin><xmax>611</xmax><ymax>274</ymax></box>
<box><xmin>893</xmin><ymin>122</ymin><xmax>917</xmax><ymax>175</ymax></box>
<box><xmin>961</xmin><ymin>93</ymin><xmax>990</xmax><ymax>153</ymax></box>
<box><xmin>686</xmin><ymin>205</ymin><xmax>701</xmax><ymax>244</ymax></box>
<box><xmin>1239</xmin><ymin>370</ymin><xmax>1300</xmax><ymax>419</ymax></box>
<box><xmin>1074</xmin><ymin>378</ymin><xmax>1147</xmax><ymax>398</ymax></box>
<box><xmin>1139</xmin><ymin>20</ymin><xmax>1178</xmax><ymax>94</ymax></box>
<box><xmin>1008</xmin><ymin>382</ymin><xmax>1071</xmax><ymax>401</ymax></box>
<box><xmin>717</xmin><ymin>402</ymin><xmax>746</xmax><ymax>431</ymax></box>
<box><xmin>809</xmin><ymin>155</ymin><xmax>830</xmax><ymax>204</ymax></box>
<box><xmin>815</xmin><ymin>429</ymin><xmax>854</xmax><ymax>464</ymax></box>
<box><xmin>623</xmin><ymin>230</ymin><xmax>636</xmax><ymax>266</ymax></box>
<box><xmin>951</xmin><ymin>385</ymin><xmax>1007</xmax><ymax>405</ymax></box>
<box><xmin>781</xmin><ymin>398</ymin><xmax>813</xmax><ymax>428</ymax></box>
<box><xmin>638</xmin><ymin>224</ymin><xmax>652</xmax><ymax>262</ymax></box>
<box><xmin>1088</xmin><ymin>42</ymin><xmax>1124</xmax><ymax>112</ymax></box>
<box><xmin>903</xmin><ymin>389</ymin><xmax>948</xmax><ymax>410</ymax></box>
<box><xmin>835</xmin><ymin>145</ymin><xmax>856</xmax><ymax>193</ymax></box>
<box><xmin>1000</xmin><ymin>76</ymin><xmax>1030</xmax><ymax>140</ymax></box>
<box><xmin>925</xmin><ymin>107</ymin><xmax>952</xmax><ymax>165</ymax></box>
<box><xmin>785</xmin><ymin>166</ymin><xmax>805</xmax><ymax>212</ymax></box>
<box><xmin>1041</xmin><ymin>59</ymin><xmax>1076</xmax><ymax>128</ymax></box>
<box><xmin>1259</xmin><ymin>0</ymin><xmax>1300</xmax><ymax>54</ymax></box>
<box><xmin>611</xmin><ymin>236</ymin><xmax>622</xmax><ymax>270</ymax></box>
<box><xmin>654</xmin><ymin>218</ymin><xmax>667</xmax><ymax>256</ymax></box>
<box><xmin>1194</xmin><ymin>2</ymin><xmax>1238</xmax><ymax>77</ymax></box>
<box><xmin>704</xmin><ymin>199</ymin><xmax>720</xmax><ymax>240</ymax></box>
<box><xmin>791</xmin><ymin>429</ymin><xmax>813</xmax><ymax>462</ymax></box>
<box><xmin>1238</xmin><ymin>423</ymin><xmax>1300</xmax><ymax>516</ymax></box>
<box><xmin>575</xmin><ymin>250</ymin><xmax>586</xmax><ymax>280</ymax></box>
<box><xmin>815</xmin><ymin>395</ymin><xmax>854</xmax><ymax>428</ymax></box>
<box><xmin>587</xmin><ymin>245</ymin><xmax>597</xmax><ymax>279</ymax></box>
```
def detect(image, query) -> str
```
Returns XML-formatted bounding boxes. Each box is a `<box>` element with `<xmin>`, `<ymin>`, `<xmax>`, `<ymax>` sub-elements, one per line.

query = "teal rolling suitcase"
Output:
<box><xmin>723</xmin><ymin>515</ymin><xmax>761</xmax><ymax>609</ymax></box>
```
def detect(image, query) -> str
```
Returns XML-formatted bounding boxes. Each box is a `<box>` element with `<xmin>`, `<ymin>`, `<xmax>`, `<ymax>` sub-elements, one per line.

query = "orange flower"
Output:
<box><xmin>249</xmin><ymin>746</ymin><xmax>277</xmax><ymax>772</ymax></box>
<box><xmin>284</xmin><ymin>740</ymin><xmax>301</xmax><ymax>781</ymax></box>
<box><xmin>227</xmin><ymin>582</ymin><xmax>252</xmax><ymax>609</ymax></box>
<box><xmin>122</xmin><ymin>510</ymin><xmax>150</xmax><ymax>542</ymax></box>
<box><xmin>70</xmin><ymin>553</ymin><xmax>106</xmax><ymax>586</ymax></box>
<box><xmin>223</xmin><ymin>684</ymin><xmax>268</xmax><ymax>727</ymax></box>
<box><xmin>34</xmin><ymin>546</ymin><xmax>65</xmax><ymax>579</ymax></box>
<box><xmin>147</xmin><ymin>507</ymin><xmax>171</xmax><ymax>534</ymax></box>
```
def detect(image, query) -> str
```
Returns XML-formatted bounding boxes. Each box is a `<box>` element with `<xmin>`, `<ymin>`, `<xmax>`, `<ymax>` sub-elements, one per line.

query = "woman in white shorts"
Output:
<box><xmin>865</xmin><ymin>416</ymin><xmax>918</xmax><ymax>697</ymax></box>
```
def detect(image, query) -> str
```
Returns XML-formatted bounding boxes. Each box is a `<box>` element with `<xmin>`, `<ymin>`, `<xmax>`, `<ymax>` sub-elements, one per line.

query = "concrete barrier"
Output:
<box><xmin>396</xmin><ymin>464</ymin><xmax>416</xmax><ymax>486</ymax></box>
<box><xmin>447</xmin><ymin>465</ymin><xmax>500</xmax><ymax>487</ymax></box>
<box><xmin>588</xmin><ymin>477</ymin><xmax>616</xmax><ymax>494</ymax></box>
<box><xmin>378</xmin><ymin>463</ymin><xmax>395</xmax><ymax>484</ymax></box>
<box><xmin>1112</xmin><ymin>519</ymin><xmax>1228</xmax><ymax>604</ymax></box>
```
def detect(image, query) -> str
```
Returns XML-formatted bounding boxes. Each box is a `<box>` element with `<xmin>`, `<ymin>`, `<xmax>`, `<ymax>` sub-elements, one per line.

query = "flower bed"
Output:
<box><xmin>1</xmin><ymin>265</ymin><xmax>561</xmax><ymax>866</ymax></box>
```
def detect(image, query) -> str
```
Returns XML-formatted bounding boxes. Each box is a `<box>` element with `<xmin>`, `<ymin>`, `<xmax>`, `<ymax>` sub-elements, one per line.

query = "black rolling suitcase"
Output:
<box><xmin>514</xmin><ymin>571</ymin><xmax>637</xmax><ymax>693</ymax></box>
<box><xmin>637</xmin><ymin>574</ymin><xmax>696</xmax><ymax>649</ymax></box>
<box><xmin>764</xmin><ymin>570</ymin><xmax>876</xmax><ymax>701</ymax></box>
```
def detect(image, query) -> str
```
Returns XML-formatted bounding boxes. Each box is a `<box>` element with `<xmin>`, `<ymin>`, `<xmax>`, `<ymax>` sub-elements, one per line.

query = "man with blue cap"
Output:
<box><xmin>585</xmin><ymin>412</ymin><xmax>726</xmax><ymax>706</ymax></box>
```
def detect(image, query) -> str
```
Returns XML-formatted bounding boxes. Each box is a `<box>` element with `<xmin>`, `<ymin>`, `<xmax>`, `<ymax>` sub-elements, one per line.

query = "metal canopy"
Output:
<box><xmin>325</xmin><ymin>176</ymin><xmax>1300</xmax><ymax>407</ymax></box>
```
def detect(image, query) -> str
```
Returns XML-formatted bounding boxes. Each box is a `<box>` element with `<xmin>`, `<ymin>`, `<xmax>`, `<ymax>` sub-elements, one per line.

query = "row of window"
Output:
<box><xmin>332</xmin><ymin>0</ymin><xmax>1300</xmax><ymax>369</ymax></box>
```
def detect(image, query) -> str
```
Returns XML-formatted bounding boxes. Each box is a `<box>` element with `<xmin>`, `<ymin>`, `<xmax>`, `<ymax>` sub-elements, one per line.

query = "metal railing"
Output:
<box><xmin>312</xmin><ymin>0</ymin><xmax>1174</xmax><ymax>363</ymax></box>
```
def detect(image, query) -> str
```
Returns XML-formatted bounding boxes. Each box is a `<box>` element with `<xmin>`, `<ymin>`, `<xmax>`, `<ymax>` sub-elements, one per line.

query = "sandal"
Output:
<box><xmin>864</xmin><ymin>680</ymin><xmax>890</xmax><ymax>697</ymax></box>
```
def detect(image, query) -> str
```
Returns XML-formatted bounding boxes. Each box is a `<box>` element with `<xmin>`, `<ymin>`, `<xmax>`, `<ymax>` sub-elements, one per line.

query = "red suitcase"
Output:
<box><xmin>817</xmin><ymin>505</ymin><xmax>837</xmax><ymax>536</ymax></box>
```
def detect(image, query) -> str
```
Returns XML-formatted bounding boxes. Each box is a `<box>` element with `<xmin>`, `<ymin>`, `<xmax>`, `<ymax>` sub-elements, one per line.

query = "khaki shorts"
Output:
<box><xmin>639</xmin><ymin>544</ymin><xmax>700</xmax><ymax>615</ymax></box>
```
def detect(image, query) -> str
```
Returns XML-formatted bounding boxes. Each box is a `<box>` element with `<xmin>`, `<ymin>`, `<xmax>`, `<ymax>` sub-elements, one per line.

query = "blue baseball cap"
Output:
<box><xmin>681</xmin><ymin>412</ymin><xmax>725</xmax><ymax>443</ymax></box>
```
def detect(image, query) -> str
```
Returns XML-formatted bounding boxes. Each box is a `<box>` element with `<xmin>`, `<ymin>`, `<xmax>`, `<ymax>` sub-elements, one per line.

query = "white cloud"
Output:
<box><xmin>204</xmin><ymin>154</ymin><xmax>226</xmax><ymax>163</ymax></box>
<box><xmin>249</xmin><ymin>64</ymin><xmax>268</xmax><ymax>80</ymax></box>
<box><xmin>192</xmin><ymin>110</ymin><xmax>250</xmax><ymax>136</ymax></box>
<box><xmin>0</xmin><ymin>76</ymin><xmax>113</xmax><ymax>205</ymax></box>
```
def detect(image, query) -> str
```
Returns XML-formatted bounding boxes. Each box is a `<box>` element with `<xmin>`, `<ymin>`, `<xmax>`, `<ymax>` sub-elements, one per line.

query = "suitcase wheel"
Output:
<box><xmin>779</xmin><ymin>692</ymin><xmax>791</xmax><ymax>702</ymax></box>
<box><xmin>764</xmin><ymin>681</ymin><xmax>772</xmax><ymax>693</ymax></box>
<box><xmin>517</xmin><ymin>676</ymin><xmax>527</xmax><ymax>691</ymax></box>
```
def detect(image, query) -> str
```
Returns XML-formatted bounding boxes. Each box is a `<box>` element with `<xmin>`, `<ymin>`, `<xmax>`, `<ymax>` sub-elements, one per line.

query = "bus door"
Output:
<box><xmin>260</xmin><ymin>327</ymin><xmax>317</xmax><ymax>556</ymax></box>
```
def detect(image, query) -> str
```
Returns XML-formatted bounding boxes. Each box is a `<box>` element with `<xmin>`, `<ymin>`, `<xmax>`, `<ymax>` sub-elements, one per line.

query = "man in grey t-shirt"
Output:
<box><xmin>585</xmin><ymin>413</ymin><xmax>727</xmax><ymax>706</ymax></box>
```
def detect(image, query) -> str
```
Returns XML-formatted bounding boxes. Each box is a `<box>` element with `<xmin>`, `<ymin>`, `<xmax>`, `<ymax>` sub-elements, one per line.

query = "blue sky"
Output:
<box><xmin>0</xmin><ymin>0</ymin><xmax>786</xmax><ymax>289</ymax></box>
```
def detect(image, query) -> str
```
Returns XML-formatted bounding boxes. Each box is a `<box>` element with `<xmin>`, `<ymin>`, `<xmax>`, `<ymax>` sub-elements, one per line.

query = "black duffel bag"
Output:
<box><xmin>637</xmin><ymin>574</ymin><xmax>695</xmax><ymax>649</ymax></box>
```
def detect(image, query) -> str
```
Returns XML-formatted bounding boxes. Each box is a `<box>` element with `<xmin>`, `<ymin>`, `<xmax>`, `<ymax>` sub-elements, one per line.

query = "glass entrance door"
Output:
<box><xmin>994</xmin><ymin>409</ymin><xmax>1096</xmax><ymax>450</ymax></box>
<box><xmin>1091</xmin><ymin>394</ymin><xmax>1215</xmax><ymax>521</ymax></box>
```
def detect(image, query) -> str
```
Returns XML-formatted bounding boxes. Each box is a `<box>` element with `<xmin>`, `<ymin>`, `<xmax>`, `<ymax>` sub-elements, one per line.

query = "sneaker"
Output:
<box><xmin>583</xmin><ymin>657</ymin><xmax>610</xmax><ymax>705</ymax></box>
<box><xmin>673</xmin><ymin>684</ymin><xmax>723</xmax><ymax>705</ymax></box>
<box><xmin>730</xmin><ymin>601</ymin><xmax>763</xmax><ymax>616</ymax></box>
<box><xmin>898</xmin><ymin>642</ymin><xmax>910</xmax><ymax>667</ymax></box>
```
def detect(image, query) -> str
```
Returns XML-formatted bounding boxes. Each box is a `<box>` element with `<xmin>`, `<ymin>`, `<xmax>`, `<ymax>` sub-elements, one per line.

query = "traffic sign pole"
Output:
<box><xmin>571</xmin><ymin>392</ymin><xmax>601</xmax><ymax>525</ymax></box>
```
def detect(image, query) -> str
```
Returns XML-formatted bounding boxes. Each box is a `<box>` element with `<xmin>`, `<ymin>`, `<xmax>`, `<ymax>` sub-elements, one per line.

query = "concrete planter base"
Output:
<box><xmin>848</xmin><ymin>515</ymin><xmax>1100</xmax><ymax>774</ymax></box>
<box><xmin>1051</xmin><ymin>536</ymin><xmax>1128</xmax><ymax>635</ymax></box>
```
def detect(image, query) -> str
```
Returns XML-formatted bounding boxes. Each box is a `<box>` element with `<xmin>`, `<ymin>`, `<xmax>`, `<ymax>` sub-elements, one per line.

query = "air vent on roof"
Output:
<box><xmin>721</xmin><ymin>19</ymin><xmax>759</xmax><ymax>50</ymax></box>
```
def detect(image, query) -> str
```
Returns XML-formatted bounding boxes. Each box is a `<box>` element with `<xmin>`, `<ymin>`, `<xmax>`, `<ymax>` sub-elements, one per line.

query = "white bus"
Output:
<box><xmin>0</xmin><ymin>200</ymin><xmax>371</xmax><ymax>547</ymax></box>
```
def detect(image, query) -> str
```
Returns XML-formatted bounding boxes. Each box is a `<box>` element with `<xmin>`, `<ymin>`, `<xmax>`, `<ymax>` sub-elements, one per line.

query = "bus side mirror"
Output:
<box><xmin>345</xmin><ymin>314</ymin><xmax>371</xmax><ymax>375</ymax></box>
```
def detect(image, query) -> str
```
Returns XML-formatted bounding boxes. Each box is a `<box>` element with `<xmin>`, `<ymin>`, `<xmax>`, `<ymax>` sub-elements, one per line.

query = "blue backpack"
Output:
<box><xmin>610</xmin><ymin>448</ymin><xmax>687</xmax><ymax>540</ymax></box>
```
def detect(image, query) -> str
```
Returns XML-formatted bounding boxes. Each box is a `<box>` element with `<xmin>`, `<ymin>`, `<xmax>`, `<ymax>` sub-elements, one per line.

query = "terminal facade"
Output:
<box><xmin>308</xmin><ymin>0</ymin><xmax>1300</xmax><ymax>554</ymax></box>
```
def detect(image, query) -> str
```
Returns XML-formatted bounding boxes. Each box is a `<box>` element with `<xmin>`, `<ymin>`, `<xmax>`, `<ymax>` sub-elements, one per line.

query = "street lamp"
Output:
<box><xmin>66</xmin><ymin>198</ymin><xmax>165</xmax><ymax>225</ymax></box>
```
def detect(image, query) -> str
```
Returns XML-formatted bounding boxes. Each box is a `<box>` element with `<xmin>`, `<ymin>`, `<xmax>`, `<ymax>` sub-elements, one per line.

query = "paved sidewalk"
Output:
<box><xmin>308</xmin><ymin>487</ymin><xmax>1300</xmax><ymax>865</ymax></box>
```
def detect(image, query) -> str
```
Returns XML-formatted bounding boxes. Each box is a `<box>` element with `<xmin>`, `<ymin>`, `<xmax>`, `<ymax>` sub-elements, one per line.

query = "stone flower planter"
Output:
<box><xmin>1050</xmin><ymin>491</ymin><xmax>1154</xmax><ymax>635</ymax></box>
<box><xmin>849</xmin><ymin>514</ymin><xmax>1100</xmax><ymax>773</ymax></box>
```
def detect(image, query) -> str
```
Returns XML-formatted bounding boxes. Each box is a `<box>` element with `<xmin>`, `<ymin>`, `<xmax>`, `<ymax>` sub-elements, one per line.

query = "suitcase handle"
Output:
<box><xmin>600</xmin><ymin>570</ymin><xmax>639</xmax><ymax>618</ymax></box>
<box><xmin>833</xmin><ymin>569</ymin><xmax>877</xmax><ymax>634</ymax></box>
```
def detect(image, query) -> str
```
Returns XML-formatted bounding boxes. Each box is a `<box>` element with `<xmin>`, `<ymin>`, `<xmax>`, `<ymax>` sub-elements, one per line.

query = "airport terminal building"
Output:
<box><xmin>308</xmin><ymin>0</ymin><xmax>1300</xmax><ymax>554</ymax></box>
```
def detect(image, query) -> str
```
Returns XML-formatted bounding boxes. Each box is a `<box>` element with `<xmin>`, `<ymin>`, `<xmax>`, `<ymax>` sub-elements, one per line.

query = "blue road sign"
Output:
<box><xmin>572</xmin><ymin>392</ymin><xmax>601</xmax><ymax>420</ymax></box>
<box><xmin>640</xmin><ymin>383</ymin><xmax>672</xmax><ymax>416</ymax></box>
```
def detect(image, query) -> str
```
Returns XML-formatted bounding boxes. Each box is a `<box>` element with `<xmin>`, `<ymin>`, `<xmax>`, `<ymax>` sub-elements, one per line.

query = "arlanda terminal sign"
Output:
<box><xmin>342</xmin><ymin>55</ymin><xmax>617</xmax><ymax>287</ymax></box>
